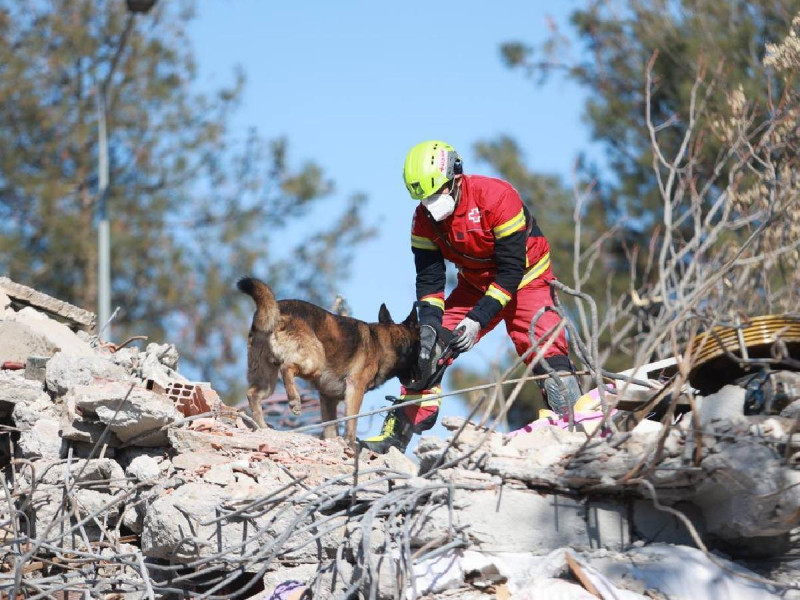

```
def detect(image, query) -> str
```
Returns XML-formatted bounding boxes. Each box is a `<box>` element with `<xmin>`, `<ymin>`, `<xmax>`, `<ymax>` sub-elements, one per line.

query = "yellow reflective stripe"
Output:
<box><xmin>493</xmin><ymin>209</ymin><xmax>525</xmax><ymax>239</ymax></box>
<box><xmin>411</xmin><ymin>234</ymin><xmax>437</xmax><ymax>250</ymax></box>
<box><xmin>421</xmin><ymin>296</ymin><xmax>444</xmax><ymax>311</ymax></box>
<box><xmin>419</xmin><ymin>398</ymin><xmax>442</xmax><ymax>408</ymax></box>
<box><xmin>518</xmin><ymin>252</ymin><xmax>550</xmax><ymax>289</ymax></box>
<box><xmin>401</xmin><ymin>386</ymin><xmax>442</xmax><ymax>407</ymax></box>
<box><xmin>485</xmin><ymin>283</ymin><xmax>512</xmax><ymax>307</ymax></box>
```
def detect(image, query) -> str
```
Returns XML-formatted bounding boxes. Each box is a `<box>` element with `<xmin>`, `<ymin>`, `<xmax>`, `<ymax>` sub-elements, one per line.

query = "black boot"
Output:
<box><xmin>359</xmin><ymin>407</ymin><xmax>414</xmax><ymax>454</ymax></box>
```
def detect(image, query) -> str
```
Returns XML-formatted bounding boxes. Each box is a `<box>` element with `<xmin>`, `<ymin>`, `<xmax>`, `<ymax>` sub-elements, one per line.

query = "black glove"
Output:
<box><xmin>417</xmin><ymin>324</ymin><xmax>438</xmax><ymax>383</ymax></box>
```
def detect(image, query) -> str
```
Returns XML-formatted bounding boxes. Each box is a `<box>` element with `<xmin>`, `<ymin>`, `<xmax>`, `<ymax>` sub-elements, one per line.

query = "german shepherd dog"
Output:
<box><xmin>237</xmin><ymin>277</ymin><xmax>420</xmax><ymax>444</ymax></box>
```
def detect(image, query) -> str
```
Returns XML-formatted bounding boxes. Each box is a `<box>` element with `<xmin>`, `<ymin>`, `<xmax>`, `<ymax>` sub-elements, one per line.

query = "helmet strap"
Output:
<box><xmin>452</xmin><ymin>176</ymin><xmax>463</xmax><ymax>207</ymax></box>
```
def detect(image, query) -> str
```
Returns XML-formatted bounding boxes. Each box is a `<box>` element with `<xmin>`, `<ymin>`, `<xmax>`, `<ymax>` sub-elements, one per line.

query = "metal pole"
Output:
<box><xmin>97</xmin><ymin>90</ymin><xmax>111</xmax><ymax>337</ymax></box>
<box><xmin>95</xmin><ymin>13</ymin><xmax>136</xmax><ymax>339</ymax></box>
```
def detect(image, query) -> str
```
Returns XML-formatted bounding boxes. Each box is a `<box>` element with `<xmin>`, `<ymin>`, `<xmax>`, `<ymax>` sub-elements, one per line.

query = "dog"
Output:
<box><xmin>237</xmin><ymin>277</ymin><xmax>420</xmax><ymax>444</ymax></box>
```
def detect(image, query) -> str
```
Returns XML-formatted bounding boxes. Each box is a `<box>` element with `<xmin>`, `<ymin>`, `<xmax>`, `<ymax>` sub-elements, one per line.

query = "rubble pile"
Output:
<box><xmin>1</xmin><ymin>278</ymin><xmax>799</xmax><ymax>599</ymax></box>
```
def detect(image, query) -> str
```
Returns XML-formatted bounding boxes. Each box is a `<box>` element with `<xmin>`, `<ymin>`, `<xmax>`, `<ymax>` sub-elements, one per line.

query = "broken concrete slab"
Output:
<box><xmin>141</xmin><ymin>480</ymin><xmax>336</xmax><ymax>562</ymax></box>
<box><xmin>8</xmin><ymin>307</ymin><xmax>94</xmax><ymax>357</ymax></box>
<box><xmin>0</xmin><ymin>276</ymin><xmax>96</xmax><ymax>331</ymax></box>
<box><xmin>46</xmin><ymin>351</ymin><xmax>130</xmax><ymax>396</ymax></box>
<box><xmin>582</xmin><ymin>544</ymin><xmax>781</xmax><ymax>599</ymax></box>
<box><xmin>0</xmin><ymin>320</ymin><xmax>59</xmax><ymax>365</ymax></box>
<box><xmin>72</xmin><ymin>381</ymin><xmax>181</xmax><ymax>446</ymax></box>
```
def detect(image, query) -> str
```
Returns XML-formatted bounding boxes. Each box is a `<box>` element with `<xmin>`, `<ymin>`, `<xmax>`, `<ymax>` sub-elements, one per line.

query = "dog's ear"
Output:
<box><xmin>402</xmin><ymin>306</ymin><xmax>419</xmax><ymax>327</ymax></box>
<box><xmin>378</xmin><ymin>303</ymin><xmax>393</xmax><ymax>324</ymax></box>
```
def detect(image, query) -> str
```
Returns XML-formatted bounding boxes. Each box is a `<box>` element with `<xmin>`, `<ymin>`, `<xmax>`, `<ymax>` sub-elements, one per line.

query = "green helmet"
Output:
<box><xmin>403</xmin><ymin>140</ymin><xmax>461</xmax><ymax>200</ymax></box>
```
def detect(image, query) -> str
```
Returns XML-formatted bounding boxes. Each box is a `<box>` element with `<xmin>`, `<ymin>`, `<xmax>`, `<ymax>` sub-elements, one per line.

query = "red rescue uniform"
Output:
<box><xmin>404</xmin><ymin>175</ymin><xmax>570</xmax><ymax>429</ymax></box>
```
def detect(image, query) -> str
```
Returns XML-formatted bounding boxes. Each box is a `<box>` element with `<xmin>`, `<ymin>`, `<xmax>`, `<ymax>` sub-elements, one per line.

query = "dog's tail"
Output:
<box><xmin>237</xmin><ymin>277</ymin><xmax>280</xmax><ymax>333</ymax></box>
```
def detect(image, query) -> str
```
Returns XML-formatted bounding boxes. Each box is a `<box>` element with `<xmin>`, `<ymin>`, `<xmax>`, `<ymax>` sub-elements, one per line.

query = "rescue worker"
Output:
<box><xmin>361</xmin><ymin>140</ymin><xmax>583</xmax><ymax>454</ymax></box>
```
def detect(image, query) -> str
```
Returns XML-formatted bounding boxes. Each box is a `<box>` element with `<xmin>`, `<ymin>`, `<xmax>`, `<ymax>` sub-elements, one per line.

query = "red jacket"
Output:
<box><xmin>411</xmin><ymin>175</ymin><xmax>551</xmax><ymax>328</ymax></box>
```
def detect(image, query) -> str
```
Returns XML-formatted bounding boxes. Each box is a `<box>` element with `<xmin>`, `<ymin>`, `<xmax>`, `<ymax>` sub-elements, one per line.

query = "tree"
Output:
<box><xmin>453</xmin><ymin>2</ymin><xmax>800</xmax><ymax>430</ymax></box>
<box><xmin>0</xmin><ymin>0</ymin><xmax>374</xmax><ymax>398</ymax></box>
<box><xmin>501</xmin><ymin>0</ymin><xmax>800</xmax><ymax>351</ymax></box>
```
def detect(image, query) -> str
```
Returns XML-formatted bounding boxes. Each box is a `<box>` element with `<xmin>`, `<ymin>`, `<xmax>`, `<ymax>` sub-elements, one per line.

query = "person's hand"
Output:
<box><xmin>417</xmin><ymin>324</ymin><xmax>438</xmax><ymax>380</ymax></box>
<box><xmin>452</xmin><ymin>317</ymin><xmax>480</xmax><ymax>352</ymax></box>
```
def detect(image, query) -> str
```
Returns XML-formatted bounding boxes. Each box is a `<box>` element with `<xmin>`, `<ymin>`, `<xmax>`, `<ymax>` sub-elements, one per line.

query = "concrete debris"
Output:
<box><xmin>0</xmin><ymin>283</ymin><xmax>798</xmax><ymax>599</ymax></box>
<box><xmin>0</xmin><ymin>275</ymin><xmax>96</xmax><ymax>331</ymax></box>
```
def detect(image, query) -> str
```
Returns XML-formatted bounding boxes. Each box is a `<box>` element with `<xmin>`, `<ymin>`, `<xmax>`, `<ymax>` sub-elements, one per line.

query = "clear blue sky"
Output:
<box><xmin>187</xmin><ymin>1</ymin><xmax>593</xmax><ymax>442</ymax></box>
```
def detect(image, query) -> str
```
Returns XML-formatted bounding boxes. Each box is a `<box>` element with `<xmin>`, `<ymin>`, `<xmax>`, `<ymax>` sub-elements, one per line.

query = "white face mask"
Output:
<box><xmin>422</xmin><ymin>193</ymin><xmax>456</xmax><ymax>221</ymax></box>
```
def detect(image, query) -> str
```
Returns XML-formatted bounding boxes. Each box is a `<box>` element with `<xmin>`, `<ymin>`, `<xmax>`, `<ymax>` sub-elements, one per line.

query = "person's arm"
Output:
<box><xmin>412</xmin><ymin>243</ymin><xmax>446</xmax><ymax>326</ymax></box>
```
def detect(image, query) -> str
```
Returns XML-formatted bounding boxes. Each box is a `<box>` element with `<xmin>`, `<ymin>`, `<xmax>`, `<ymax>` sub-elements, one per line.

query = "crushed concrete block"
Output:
<box><xmin>60</xmin><ymin>409</ymin><xmax>122</xmax><ymax>447</ymax></box>
<box><xmin>696</xmin><ymin>384</ymin><xmax>747</xmax><ymax>428</ymax></box>
<box><xmin>0</xmin><ymin>370</ymin><xmax>48</xmax><ymax>417</ymax></box>
<box><xmin>146</xmin><ymin>342</ymin><xmax>179</xmax><ymax>371</ymax></box>
<box><xmin>0</xmin><ymin>321</ymin><xmax>58</xmax><ymax>365</ymax></box>
<box><xmin>410</xmin><ymin>487</ymin><xmax>595</xmax><ymax>554</ymax></box>
<box><xmin>9</xmin><ymin>307</ymin><xmax>94</xmax><ymax>357</ymax></box>
<box><xmin>631</xmin><ymin>500</ymin><xmax>704</xmax><ymax>547</ymax></box>
<box><xmin>24</xmin><ymin>355</ymin><xmax>49</xmax><ymax>384</ymax></box>
<box><xmin>693</xmin><ymin>439</ymin><xmax>800</xmax><ymax>539</ymax></box>
<box><xmin>17</xmin><ymin>418</ymin><xmax>64</xmax><ymax>459</ymax></box>
<box><xmin>141</xmin><ymin>481</ymin><xmax>292</xmax><ymax>561</ymax></box>
<box><xmin>137</xmin><ymin>345</ymin><xmax>186</xmax><ymax>388</ymax></box>
<box><xmin>21</xmin><ymin>487</ymin><xmax>122</xmax><ymax>550</ymax></box>
<box><xmin>582</xmin><ymin>544</ymin><xmax>780</xmax><ymax>599</ymax></box>
<box><xmin>12</xmin><ymin>390</ymin><xmax>59</xmax><ymax>429</ymax></box>
<box><xmin>73</xmin><ymin>381</ymin><xmax>181</xmax><ymax>446</ymax></box>
<box><xmin>121</xmin><ymin>498</ymin><xmax>147</xmax><ymax>534</ymax></box>
<box><xmin>586</xmin><ymin>500</ymin><xmax>631</xmax><ymax>549</ymax></box>
<box><xmin>46</xmin><ymin>352</ymin><xmax>130</xmax><ymax>396</ymax></box>
<box><xmin>0</xmin><ymin>276</ymin><xmax>96</xmax><ymax>331</ymax></box>
<box><xmin>125</xmin><ymin>455</ymin><xmax>162</xmax><ymax>483</ymax></box>
<box><xmin>36</xmin><ymin>458</ymin><xmax>128</xmax><ymax>493</ymax></box>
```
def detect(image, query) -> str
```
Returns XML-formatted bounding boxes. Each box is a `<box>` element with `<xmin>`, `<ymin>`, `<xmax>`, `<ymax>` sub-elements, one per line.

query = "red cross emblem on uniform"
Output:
<box><xmin>468</xmin><ymin>208</ymin><xmax>480</xmax><ymax>223</ymax></box>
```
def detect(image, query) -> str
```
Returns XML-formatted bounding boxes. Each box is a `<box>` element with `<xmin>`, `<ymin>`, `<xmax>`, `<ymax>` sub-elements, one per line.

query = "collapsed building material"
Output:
<box><xmin>0</xmin><ymin>288</ymin><xmax>799</xmax><ymax>599</ymax></box>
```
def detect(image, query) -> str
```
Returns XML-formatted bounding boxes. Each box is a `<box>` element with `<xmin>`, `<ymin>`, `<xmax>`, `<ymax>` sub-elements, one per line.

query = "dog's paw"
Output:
<box><xmin>290</xmin><ymin>401</ymin><xmax>302</xmax><ymax>416</ymax></box>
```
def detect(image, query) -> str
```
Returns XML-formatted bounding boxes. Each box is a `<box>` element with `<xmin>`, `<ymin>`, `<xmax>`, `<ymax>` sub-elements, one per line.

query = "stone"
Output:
<box><xmin>46</xmin><ymin>352</ymin><xmax>130</xmax><ymax>396</ymax></box>
<box><xmin>126</xmin><ymin>455</ymin><xmax>162</xmax><ymax>482</ymax></box>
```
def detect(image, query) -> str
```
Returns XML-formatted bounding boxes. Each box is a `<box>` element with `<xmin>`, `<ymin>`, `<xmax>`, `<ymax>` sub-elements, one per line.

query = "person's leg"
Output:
<box><xmin>506</xmin><ymin>271</ymin><xmax>582</xmax><ymax>416</ymax></box>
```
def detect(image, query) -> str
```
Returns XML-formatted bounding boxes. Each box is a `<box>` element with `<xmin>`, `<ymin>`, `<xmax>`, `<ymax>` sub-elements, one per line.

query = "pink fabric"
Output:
<box><xmin>508</xmin><ymin>410</ymin><xmax>616</xmax><ymax>436</ymax></box>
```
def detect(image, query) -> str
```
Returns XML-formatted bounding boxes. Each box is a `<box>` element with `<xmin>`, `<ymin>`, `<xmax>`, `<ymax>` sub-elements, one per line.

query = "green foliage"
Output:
<box><xmin>0</xmin><ymin>0</ymin><xmax>373</xmax><ymax>399</ymax></box>
<box><xmin>502</xmin><ymin>0</ymin><xmax>800</xmax><ymax>226</ymax></box>
<box><xmin>454</xmin><ymin>1</ymin><xmax>800</xmax><ymax>430</ymax></box>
